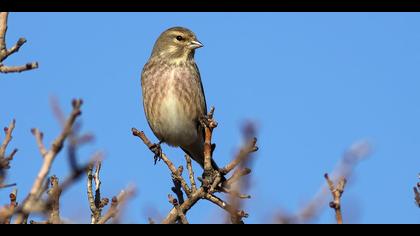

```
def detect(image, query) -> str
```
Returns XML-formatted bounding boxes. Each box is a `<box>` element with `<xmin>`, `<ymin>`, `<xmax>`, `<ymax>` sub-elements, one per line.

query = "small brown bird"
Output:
<box><xmin>141</xmin><ymin>27</ymin><xmax>220</xmax><ymax>170</ymax></box>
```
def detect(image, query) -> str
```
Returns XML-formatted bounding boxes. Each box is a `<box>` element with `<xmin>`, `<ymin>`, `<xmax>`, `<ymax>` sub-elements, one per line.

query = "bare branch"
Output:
<box><xmin>47</xmin><ymin>175</ymin><xmax>61</xmax><ymax>224</ymax></box>
<box><xmin>0</xmin><ymin>12</ymin><xmax>9</xmax><ymax>55</ymax></box>
<box><xmin>0</xmin><ymin>12</ymin><xmax>38</xmax><ymax>74</ymax></box>
<box><xmin>204</xmin><ymin>193</ymin><xmax>248</xmax><ymax>224</ymax></box>
<box><xmin>14</xmin><ymin>99</ymin><xmax>83</xmax><ymax>224</ymax></box>
<box><xmin>0</xmin><ymin>119</ymin><xmax>16</xmax><ymax>160</ymax></box>
<box><xmin>171</xmin><ymin>166</ymin><xmax>186</xmax><ymax>204</ymax></box>
<box><xmin>325</xmin><ymin>173</ymin><xmax>346</xmax><ymax>224</ymax></box>
<box><xmin>220</xmin><ymin>137</ymin><xmax>258</xmax><ymax>175</ymax></box>
<box><xmin>162</xmin><ymin>188</ymin><xmax>204</xmax><ymax>224</ymax></box>
<box><xmin>29</xmin><ymin>99</ymin><xmax>82</xmax><ymax>197</ymax></box>
<box><xmin>185</xmin><ymin>154</ymin><xmax>197</xmax><ymax>192</ymax></box>
<box><xmin>225</xmin><ymin>168</ymin><xmax>251</xmax><ymax>187</ymax></box>
<box><xmin>31</xmin><ymin>128</ymin><xmax>47</xmax><ymax>158</ymax></box>
<box><xmin>87</xmin><ymin>160</ymin><xmax>109</xmax><ymax>224</ymax></box>
<box><xmin>0</xmin><ymin>119</ymin><xmax>17</xmax><ymax>187</ymax></box>
<box><xmin>132</xmin><ymin>128</ymin><xmax>191</xmax><ymax>196</ymax></box>
<box><xmin>168</xmin><ymin>194</ymin><xmax>189</xmax><ymax>224</ymax></box>
<box><xmin>282</xmin><ymin>141</ymin><xmax>371</xmax><ymax>224</ymax></box>
<box><xmin>97</xmin><ymin>187</ymin><xmax>135</xmax><ymax>224</ymax></box>
<box><xmin>200</xmin><ymin>106</ymin><xmax>217</xmax><ymax>174</ymax></box>
<box><xmin>0</xmin><ymin>62</ymin><xmax>39</xmax><ymax>73</ymax></box>
<box><xmin>1</xmin><ymin>189</ymin><xmax>17</xmax><ymax>224</ymax></box>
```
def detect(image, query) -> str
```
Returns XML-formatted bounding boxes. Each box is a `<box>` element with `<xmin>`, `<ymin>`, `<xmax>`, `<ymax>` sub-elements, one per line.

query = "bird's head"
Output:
<box><xmin>151</xmin><ymin>27</ymin><xmax>203</xmax><ymax>62</ymax></box>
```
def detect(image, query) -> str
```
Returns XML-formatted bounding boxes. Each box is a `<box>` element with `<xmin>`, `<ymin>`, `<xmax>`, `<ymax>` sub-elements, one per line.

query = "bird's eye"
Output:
<box><xmin>176</xmin><ymin>35</ymin><xmax>183</xmax><ymax>41</ymax></box>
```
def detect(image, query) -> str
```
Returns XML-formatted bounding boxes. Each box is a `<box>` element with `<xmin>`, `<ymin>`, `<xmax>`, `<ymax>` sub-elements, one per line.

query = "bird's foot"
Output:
<box><xmin>150</xmin><ymin>142</ymin><xmax>162</xmax><ymax>165</ymax></box>
<box><xmin>199</xmin><ymin>108</ymin><xmax>218</xmax><ymax>130</ymax></box>
<box><xmin>201</xmin><ymin>169</ymin><xmax>227</xmax><ymax>193</ymax></box>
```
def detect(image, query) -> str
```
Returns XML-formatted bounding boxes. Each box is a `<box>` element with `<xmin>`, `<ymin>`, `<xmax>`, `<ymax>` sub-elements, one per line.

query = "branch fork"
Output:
<box><xmin>133</xmin><ymin>106</ymin><xmax>258</xmax><ymax>224</ymax></box>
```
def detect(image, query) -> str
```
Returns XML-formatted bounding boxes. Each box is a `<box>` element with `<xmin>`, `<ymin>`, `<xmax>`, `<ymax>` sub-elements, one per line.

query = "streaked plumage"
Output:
<box><xmin>141</xmin><ymin>27</ymin><xmax>219</xmax><ymax>169</ymax></box>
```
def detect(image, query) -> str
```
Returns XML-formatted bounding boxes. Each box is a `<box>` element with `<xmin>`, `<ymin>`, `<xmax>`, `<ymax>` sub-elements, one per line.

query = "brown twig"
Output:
<box><xmin>185</xmin><ymin>154</ymin><xmax>197</xmax><ymax>192</ymax></box>
<box><xmin>278</xmin><ymin>141</ymin><xmax>371</xmax><ymax>224</ymax></box>
<box><xmin>204</xmin><ymin>193</ymin><xmax>248</xmax><ymax>224</ymax></box>
<box><xmin>220</xmin><ymin>137</ymin><xmax>258</xmax><ymax>175</ymax></box>
<box><xmin>0</xmin><ymin>119</ymin><xmax>15</xmax><ymax>159</ymax></box>
<box><xmin>132</xmin><ymin>128</ymin><xmax>191</xmax><ymax>197</ymax></box>
<box><xmin>162</xmin><ymin>188</ymin><xmax>204</xmax><ymax>224</ymax></box>
<box><xmin>31</xmin><ymin>128</ymin><xmax>47</xmax><ymax>158</ymax></box>
<box><xmin>47</xmin><ymin>175</ymin><xmax>61</xmax><ymax>224</ymax></box>
<box><xmin>87</xmin><ymin>160</ymin><xmax>109</xmax><ymax>224</ymax></box>
<box><xmin>171</xmin><ymin>166</ymin><xmax>186</xmax><ymax>205</ymax></box>
<box><xmin>97</xmin><ymin>187</ymin><xmax>135</xmax><ymax>224</ymax></box>
<box><xmin>1</xmin><ymin>188</ymin><xmax>17</xmax><ymax>224</ymax></box>
<box><xmin>29</xmin><ymin>99</ymin><xmax>82</xmax><ymax>197</ymax></box>
<box><xmin>134</xmin><ymin>105</ymin><xmax>258</xmax><ymax>224</ymax></box>
<box><xmin>0</xmin><ymin>119</ymin><xmax>17</xmax><ymax>190</ymax></box>
<box><xmin>14</xmin><ymin>99</ymin><xmax>83</xmax><ymax>224</ymax></box>
<box><xmin>201</xmin><ymin>106</ymin><xmax>217</xmax><ymax>174</ymax></box>
<box><xmin>0</xmin><ymin>12</ymin><xmax>38</xmax><ymax>74</ymax></box>
<box><xmin>325</xmin><ymin>173</ymin><xmax>347</xmax><ymax>224</ymax></box>
<box><xmin>225</xmin><ymin>168</ymin><xmax>252</xmax><ymax>187</ymax></box>
<box><xmin>168</xmin><ymin>194</ymin><xmax>189</xmax><ymax>224</ymax></box>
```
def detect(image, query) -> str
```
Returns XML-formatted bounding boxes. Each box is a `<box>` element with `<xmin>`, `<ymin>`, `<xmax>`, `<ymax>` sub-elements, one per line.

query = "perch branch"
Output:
<box><xmin>201</xmin><ymin>106</ymin><xmax>217</xmax><ymax>174</ymax></box>
<box><xmin>132</xmin><ymin>128</ymin><xmax>191</xmax><ymax>196</ymax></box>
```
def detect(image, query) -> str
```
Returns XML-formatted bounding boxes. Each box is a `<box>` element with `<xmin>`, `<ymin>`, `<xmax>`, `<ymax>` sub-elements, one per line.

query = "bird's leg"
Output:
<box><xmin>150</xmin><ymin>141</ymin><xmax>163</xmax><ymax>165</ymax></box>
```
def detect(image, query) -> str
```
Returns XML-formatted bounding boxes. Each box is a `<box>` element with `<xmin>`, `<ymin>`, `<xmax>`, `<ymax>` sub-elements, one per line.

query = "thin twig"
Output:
<box><xmin>220</xmin><ymin>137</ymin><xmax>258</xmax><ymax>175</ymax></box>
<box><xmin>325</xmin><ymin>173</ymin><xmax>347</xmax><ymax>224</ymax></box>
<box><xmin>0</xmin><ymin>119</ymin><xmax>16</xmax><ymax>159</ymax></box>
<box><xmin>31</xmin><ymin>128</ymin><xmax>48</xmax><ymax>158</ymax></box>
<box><xmin>0</xmin><ymin>119</ymin><xmax>16</xmax><ymax>188</ymax></box>
<box><xmin>14</xmin><ymin>99</ymin><xmax>83</xmax><ymax>224</ymax></box>
<box><xmin>2</xmin><ymin>188</ymin><xmax>17</xmax><ymax>224</ymax></box>
<box><xmin>204</xmin><ymin>193</ymin><xmax>248</xmax><ymax>224</ymax></box>
<box><xmin>97</xmin><ymin>187</ymin><xmax>135</xmax><ymax>224</ymax></box>
<box><xmin>162</xmin><ymin>188</ymin><xmax>204</xmax><ymax>224</ymax></box>
<box><xmin>280</xmin><ymin>141</ymin><xmax>371</xmax><ymax>224</ymax></box>
<box><xmin>47</xmin><ymin>175</ymin><xmax>61</xmax><ymax>224</ymax></box>
<box><xmin>185</xmin><ymin>154</ymin><xmax>197</xmax><ymax>192</ymax></box>
<box><xmin>0</xmin><ymin>12</ymin><xmax>38</xmax><ymax>74</ymax></box>
<box><xmin>132</xmin><ymin>128</ymin><xmax>191</xmax><ymax>196</ymax></box>
<box><xmin>201</xmin><ymin>106</ymin><xmax>217</xmax><ymax>174</ymax></box>
<box><xmin>168</xmin><ymin>194</ymin><xmax>189</xmax><ymax>224</ymax></box>
<box><xmin>171</xmin><ymin>166</ymin><xmax>185</xmax><ymax>204</ymax></box>
<box><xmin>87</xmin><ymin>160</ymin><xmax>109</xmax><ymax>224</ymax></box>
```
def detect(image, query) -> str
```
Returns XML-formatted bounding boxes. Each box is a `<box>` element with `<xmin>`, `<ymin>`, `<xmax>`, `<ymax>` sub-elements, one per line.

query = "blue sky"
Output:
<box><xmin>1</xmin><ymin>12</ymin><xmax>420</xmax><ymax>223</ymax></box>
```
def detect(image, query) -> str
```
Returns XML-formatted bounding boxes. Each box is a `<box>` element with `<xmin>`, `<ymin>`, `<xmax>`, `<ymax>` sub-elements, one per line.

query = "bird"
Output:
<box><xmin>140</xmin><ymin>26</ymin><xmax>221</xmax><ymax>171</ymax></box>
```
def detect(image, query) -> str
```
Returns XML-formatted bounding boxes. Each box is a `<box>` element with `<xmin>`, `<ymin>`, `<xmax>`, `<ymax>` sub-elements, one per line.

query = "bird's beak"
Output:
<box><xmin>189</xmin><ymin>40</ymin><xmax>204</xmax><ymax>49</ymax></box>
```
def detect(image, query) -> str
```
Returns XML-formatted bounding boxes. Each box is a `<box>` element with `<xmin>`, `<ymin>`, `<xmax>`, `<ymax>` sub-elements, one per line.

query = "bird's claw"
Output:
<box><xmin>199</xmin><ymin>114</ymin><xmax>218</xmax><ymax>130</ymax></box>
<box><xmin>150</xmin><ymin>143</ymin><xmax>162</xmax><ymax>165</ymax></box>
